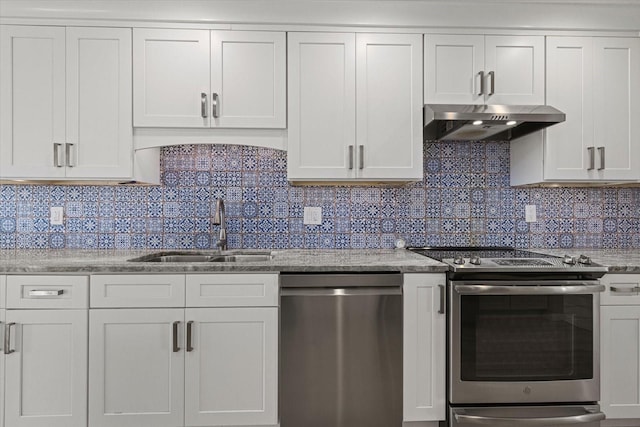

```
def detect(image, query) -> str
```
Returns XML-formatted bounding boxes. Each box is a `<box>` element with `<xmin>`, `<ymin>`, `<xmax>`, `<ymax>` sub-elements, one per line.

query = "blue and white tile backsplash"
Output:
<box><xmin>0</xmin><ymin>141</ymin><xmax>639</xmax><ymax>250</ymax></box>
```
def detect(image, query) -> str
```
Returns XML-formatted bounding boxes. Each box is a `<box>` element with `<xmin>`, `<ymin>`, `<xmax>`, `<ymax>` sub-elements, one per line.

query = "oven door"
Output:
<box><xmin>450</xmin><ymin>280</ymin><xmax>604</xmax><ymax>404</ymax></box>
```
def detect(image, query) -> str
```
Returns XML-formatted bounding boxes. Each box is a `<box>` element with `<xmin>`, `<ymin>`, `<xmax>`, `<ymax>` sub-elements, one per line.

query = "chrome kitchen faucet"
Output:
<box><xmin>213</xmin><ymin>198</ymin><xmax>227</xmax><ymax>251</ymax></box>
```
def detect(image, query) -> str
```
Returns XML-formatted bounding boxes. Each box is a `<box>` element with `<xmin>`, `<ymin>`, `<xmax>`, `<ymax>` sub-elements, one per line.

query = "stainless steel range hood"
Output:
<box><xmin>424</xmin><ymin>104</ymin><xmax>565</xmax><ymax>142</ymax></box>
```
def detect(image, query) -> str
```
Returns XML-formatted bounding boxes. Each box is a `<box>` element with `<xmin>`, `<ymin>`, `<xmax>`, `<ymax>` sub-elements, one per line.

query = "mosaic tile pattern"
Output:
<box><xmin>1</xmin><ymin>141</ymin><xmax>639</xmax><ymax>250</ymax></box>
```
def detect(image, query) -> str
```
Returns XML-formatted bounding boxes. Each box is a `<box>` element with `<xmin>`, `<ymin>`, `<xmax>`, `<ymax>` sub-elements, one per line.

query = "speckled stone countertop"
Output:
<box><xmin>1</xmin><ymin>248</ymin><xmax>639</xmax><ymax>274</ymax></box>
<box><xmin>0</xmin><ymin>249</ymin><xmax>448</xmax><ymax>274</ymax></box>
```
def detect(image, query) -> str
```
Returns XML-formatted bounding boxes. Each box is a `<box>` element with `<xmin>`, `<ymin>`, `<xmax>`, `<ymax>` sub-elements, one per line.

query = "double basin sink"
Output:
<box><xmin>128</xmin><ymin>250</ymin><xmax>274</xmax><ymax>263</ymax></box>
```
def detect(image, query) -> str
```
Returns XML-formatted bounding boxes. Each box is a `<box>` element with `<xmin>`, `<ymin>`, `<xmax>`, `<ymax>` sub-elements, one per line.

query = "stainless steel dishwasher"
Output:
<box><xmin>279</xmin><ymin>273</ymin><xmax>402</xmax><ymax>427</ymax></box>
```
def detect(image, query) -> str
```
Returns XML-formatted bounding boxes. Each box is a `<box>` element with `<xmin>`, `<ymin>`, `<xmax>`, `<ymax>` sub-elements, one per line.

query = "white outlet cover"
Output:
<box><xmin>50</xmin><ymin>206</ymin><xmax>64</xmax><ymax>225</ymax></box>
<box><xmin>303</xmin><ymin>207</ymin><xmax>322</xmax><ymax>225</ymax></box>
<box><xmin>525</xmin><ymin>205</ymin><xmax>537</xmax><ymax>223</ymax></box>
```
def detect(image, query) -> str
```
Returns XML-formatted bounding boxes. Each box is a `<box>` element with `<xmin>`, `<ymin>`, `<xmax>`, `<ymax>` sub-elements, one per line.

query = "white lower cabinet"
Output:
<box><xmin>4</xmin><ymin>309</ymin><xmax>88</xmax><ymax>427</ymax></box>
<box><xmin>88</xmin><ymin>273</ymin><xmax>279</xmax><ymax>427</ymax></box>
<box><xmin>403</xmin><ymin>273</ymin><xmax>446</xmax><ymax>422</ymax></box>
<box><xmin>601</xmin><ymin>274</ymin><xmax>640</xmax><ymax>421</ymax></box>
<box><xmin>88</xmin><ymin>309</ymin><xmax>185</xmax><ymax>427</ymax></box>
<box><xmin>0</xmin><ymin>276</ymin><xmax>5</xmax><ymax>427</ymax></box>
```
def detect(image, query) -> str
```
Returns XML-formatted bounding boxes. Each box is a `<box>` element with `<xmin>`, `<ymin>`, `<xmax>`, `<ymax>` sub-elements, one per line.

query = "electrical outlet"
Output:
<box><xmin>303</xmin><ymin>207</ymin><xmax>322</xmax><ymax>225</ymax></box>
<box><xmin>50</xmin><ymin>206</ymin><xmax>64</xmax><ymax>225</ymax></box>
<box><xmin>525</xmin><ymin>205</ymin><xmax>537</xmax><ymax>223</ymax></box>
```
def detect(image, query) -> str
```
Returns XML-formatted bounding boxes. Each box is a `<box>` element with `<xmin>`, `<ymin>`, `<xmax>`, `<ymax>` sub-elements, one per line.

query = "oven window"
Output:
<box><xmin>460</xmin><ymin>294</ymin><xmax>593</xmax><ymax>381</ymax></box>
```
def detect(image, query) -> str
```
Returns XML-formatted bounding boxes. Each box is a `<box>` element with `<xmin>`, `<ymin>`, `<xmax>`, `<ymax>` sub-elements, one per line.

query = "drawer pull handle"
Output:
<box><xmin>28</xmin><ymin>289</ymin><xmax>64</xmax><ymax>297</ymax></box>
<box><xmin>4</xmin><ymin>323</ymin><xmax>16</xmax><ymax>355</ymax></box>
<box><xmin>438</xmin><ymin>284</ymin><xmax>445</xmax><ymax>314</ymax></box>
<box><xmin>187</xmin><ymin>321</ymin><xmax>194</xmax><ymax>352</ymax></box>
<box><xmin>611</xmin><ymin>286</ymin><xmax>640</xmax><ymax>293</ymax></box>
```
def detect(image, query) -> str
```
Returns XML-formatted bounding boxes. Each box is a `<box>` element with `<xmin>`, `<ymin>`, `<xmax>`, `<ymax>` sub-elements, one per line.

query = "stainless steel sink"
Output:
<box><xmin>128</xmin><ymin>251</ymin><xmax>274</xmax><ymax>263</ymax></box>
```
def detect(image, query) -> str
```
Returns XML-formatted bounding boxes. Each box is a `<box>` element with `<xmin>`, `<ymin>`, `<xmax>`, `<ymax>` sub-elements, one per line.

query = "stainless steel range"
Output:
<box><xmin>408</xmin><ymin>247</ymin><xmax>608</xmax><ymax>427</ymax></box>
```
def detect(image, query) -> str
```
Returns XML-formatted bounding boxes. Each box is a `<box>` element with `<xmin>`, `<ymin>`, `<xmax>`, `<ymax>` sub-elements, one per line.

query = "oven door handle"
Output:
<box><xmin>453</xmin><ymin>409</ymin><xmax>605</xmax><ymax>426</ymax></box>
<box><xmin>453</xmin><ymin>283</ymin><xmax>605</xmax><ymax>295</ymax></box>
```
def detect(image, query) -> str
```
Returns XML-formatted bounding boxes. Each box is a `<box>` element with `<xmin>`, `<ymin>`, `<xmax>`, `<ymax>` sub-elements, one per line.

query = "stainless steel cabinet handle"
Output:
<box><xmin>4</xmin><ymin>322</ymin><xmax>15</xmax><ymax>355</ymax></box>
<box><xmin>478</xmin><ymin>71</ymin><xmax>485</xmax><ymax>96</ymax></box>
<box><xmin>65</xmin><ymin>143</ymin><xmax>75</xmax><ymax>167</ymax></box>
<box><xmin>201</xmin><ymin>93</ymin><xmax>208</xmax><ymax>118</ymax></box>
<box><xmin>358</xmin><ymin>145</ymin><xmax>364</xmax><ymax>170</ymax></box>
<box><xmin>53</xmin><ymin>143</ymin><xmax>64</xmax><ymax>167</ymax></box>
<box><xmin>611</xmin><ymin>286</ymin><xmax>640</xmax><ymax>293</ymax></box>
<box><xmin>587</xmin><ymin>147</ymin><xmax>595</xmax><ymax>170</ymax></box>
<box><xmin>28</xmin><ymin>289</ymin><xmax>63</xmax><ymax>297</ymax></box>
<box><xmin>172</xmin><ymin>321</ymin><xmax>180</xmax><ymax>353</ymax></box>
<box><xmin>186</xmin><ymin>320</ymin><xmax>194</xmax><ymax>352</ymax></box>
<box><xmin>212</xmin><ymin>93</ymin><xmax>219</xmax><ymax>118</ymax></box>
<box><xmin>488</xmin><ymin>71</ymin><xmax>495</xmax><ymax>96</ymax></box>
<box><xmin>598</xmin><ymin>146</ymin><xmax>605</xmax><ymax>170</ymax></box>
<box><xmin>454</xmin><ymin>283</ymin><xmax>605</xmax><ymax>295</ymax></box>
<box><xmin>438</xmin><ymin>284</ymin><xmax>445</xmax><ymax>314</ymax></box>
<box><xmin>348</xmin><ymin>145</ymin><xmax>354</xmax><ymax>170</ymax></box>
<box><xmin>454</xmin><ymin>411</ymin><xmax>605</xmax><ymax>426</ymax></box>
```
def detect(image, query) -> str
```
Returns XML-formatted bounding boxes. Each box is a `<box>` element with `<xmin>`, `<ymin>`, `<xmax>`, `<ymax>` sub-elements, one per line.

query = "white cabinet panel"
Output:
<box><xmin>287</xmin><ymin>32</ymin><xmax>356</xmax><ymax>180</ymax></box>
<box><xmin>65</xmin><ymin>27</ymin><xmax>132</xmax><ymax>178</ymax></box>
<box><xmin>90</xmin><ymin>274</ymin><xmax>185</xmax><ymax>308</ymax></box>
<box><xmin>89</xmin><ymin>309</ymin><xmax>185</xmax><ymax>427</ymax></box>
<box><xmin>7</xmin><ymin>275</ymin><xmax>88</xmax><ymax>309</ymax></box>
<box><xmin>593</xmin><ymin>37</ymin><xmax>640</xmax><ymax>181</ymax></box>
<box><xmin>211</xmin><ymin>31</ymin><xmax>286</xmax><ymax>128</ymax></box>
<box><xmin>544</xmin><ymin>37</ymin><xmax>594</xmax><ymax>181</ymax></box>
<box><xmin>184</xmin><ymin>307</ymin><xmax>278</xmax><ymax>426</ymax></box>
<box><xmin>424</xmin><ymin>34</ymin><xmax>544</xmax><ymax>105</ymax></box>
<box><xmin>4</xmin><ymin>309</ymin><xmax>87</xmax><ymax>427</ymax></box>
<box><xmin>601</xmin><ymin>274</ymin><xmax>640</xmax><ymax>306</ymax></box>
<box><xmin>133</xmin><ymin>28</ymin><xmax>210</xmax><ymax>127</ymax></box>
<box><xmin>186</xmin><ymin>273</ymin><xmax>278</xmax><ymax>307</ymax></box>
<box><xmin>601</xmin><ymin>305</ymin><xmax>640</xmax><ymax>419</ymax></box>
<box><xmin>403</xmin><ymin>274</ymin><xmax>446</xmax><ymax>422</ymax></box>
<box><xmin>0</xmin><ymin>25</ymin><xmax>66</xmax><ymax>178</ymax></box>
<box><xmin>424</xmin><ymin>34</ymin><xmax>484</xmax><ymax>104</ymax></box>
<box><xmin>356</xmin><ymin>33</ymin><xmax>423</xmax><ymax>180</ymax></box>
<box><xmin>484</xmin><ymin>35</ymin><xmax>545</xmax><ymax>105</ymax></box>
<box><xmin>0</xmin><ymin>308</ymin><xmax>4</xmax><ymax>427</ymax></box>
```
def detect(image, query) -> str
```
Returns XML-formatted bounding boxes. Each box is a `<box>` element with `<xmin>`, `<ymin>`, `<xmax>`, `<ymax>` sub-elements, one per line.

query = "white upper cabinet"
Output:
<box><xmin>288</xmin><ymin>32</ymin><xmax>423</xmax><ymax>182</ymax></box>
<box><xmin>211</xmin><ymin>31</ymin><xmax>286</xmax><ymax>128</ymax></box>
<box><xmin>511</xmin><ymin>36</ymin><xmax>640</xmax><ymax>185</ymax></box>
<box><xmin>356</xmin><ymin>33</ymin><xmax>423</xmax><ymax>181</ymax></box>
<box><xmin>424</xmin><ymin>34</ymin><xmax>544</xmax><ymax>105</ymax></box>
<box><xmin>0</xmin><ymin>25</ymin><xmax>133</xmax><ymax>180</ymax></box>
<box><xmin>0</xmin><ymin>25</ymin><xmax>66</xmax><ymax>178</ymax></box>
<box><xmin>134</xmin><ymin>28</ymin><xmax>286</xmax><ymax>129</ymax></box>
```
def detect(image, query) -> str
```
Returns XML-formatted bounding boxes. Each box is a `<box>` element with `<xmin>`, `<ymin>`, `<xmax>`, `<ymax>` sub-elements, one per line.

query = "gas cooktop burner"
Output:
<box><xmin>406</xmin><ymin>246</ymin><xmax>552</xmax><ymax>262</ymax></box>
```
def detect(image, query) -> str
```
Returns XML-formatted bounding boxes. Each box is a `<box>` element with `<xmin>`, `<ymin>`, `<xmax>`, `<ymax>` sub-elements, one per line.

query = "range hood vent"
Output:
<box><xmin>424</xmin><ymin>104</ymin><xmax>565</xmax><ymax>142</ymax></box>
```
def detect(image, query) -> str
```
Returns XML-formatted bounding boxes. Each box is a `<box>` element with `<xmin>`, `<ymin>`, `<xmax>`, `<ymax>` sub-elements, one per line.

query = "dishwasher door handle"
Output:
<box><xmin>281</xmin><ymin>287</ymin><xmax>402</xmax><ymax>297</ymax></box>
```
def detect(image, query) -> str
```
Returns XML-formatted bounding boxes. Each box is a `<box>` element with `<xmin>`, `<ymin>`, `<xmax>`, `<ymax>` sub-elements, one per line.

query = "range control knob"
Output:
<box><xmin>469</xmin><ymin>255</ymin><xmax>482</xmax><ymax>265</ymax></box>
<box><xmin>453</xmin><ymin>255</ymin><xmax>466</xmax><ymax>265</ymax></box>
<box><xmin>562</xmin><ymin>255</ymin><xmax>576</xmax><ymax>265</ymax></box>
<box><xmin>578</xmin><ymin>254</ymin><xmax>592</xmax><ymax>265</ymax></box>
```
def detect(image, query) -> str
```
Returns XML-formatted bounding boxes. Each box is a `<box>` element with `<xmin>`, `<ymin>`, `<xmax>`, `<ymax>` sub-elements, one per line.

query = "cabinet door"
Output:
<box><xmin>545</xmin><ymin>37</ymin><xmax>595</xmax><ymax>181</ymax></box>
<box><xmin>88</xmin><ymin>309</ymin><xmax>184</xmax><ymax>427</ymax></box>
<box><xmin>133</xmin><ymin>28</ymin><xmax>210</xmax><ymax>127</ymax></box>
<box><xmin>4</xmin><ymin>309</ymin><xmax>87</xmax><ymax>427</ymax></box>
<box><xmin>600</xmin><ymin>305</ymin><xmax>640</xmax><ymax>419</ymax></box>
<box><xmin>593</xmin><ymin>37</ymin><xmax>640</xmax><ymax>181</ymax></box>
<box><xmin>0</xmin><ymin>25</ymin><xmax>66</xmax><ymax>178</ymax></box>
<box><xmin>403</xmin><ymin>274</ymin><xmax>446</xmax><ymax>422</ymax></box>
<box><xmin>0</xmin><ymin>309</ymin><xmax>5</xmax><ymax>427</ymax></box>
<box><xmin>211</xmin><ymin>30</ymin><xmax>286</xmax><ymax>128</ymax></box>
<box><xmin>184</xmin><ymin>308</ymin><xmax>278</xmax><ymax>426</ymax></box>
<box><xmin>287</xmin><ymin>32</ymin><xmax>356</xmax><ymax>180</ymax></box>
<box><xmin>65</xmin><ymin>27</ymin><xmax>132</xmax><ymax>178</ymax></box>
<box><xmin>356</xmin><ymin>33</ymin><xmax>423</xmax><ymax>180</ymax></box>
<box><xmin>424</xmin><ymin>34</ymin><xmax>484</xmax><ymax>104</ymax></box>
<box><xmin>484</xmin><ymin>35</ymin><xmax>545</xmax><ymax>105</ymax></box>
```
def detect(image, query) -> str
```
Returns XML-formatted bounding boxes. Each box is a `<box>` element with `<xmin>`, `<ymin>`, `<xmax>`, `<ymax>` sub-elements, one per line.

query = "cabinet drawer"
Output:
<box><xmin>90</xmin><ymin>274</ymin><xmax>185</xmax><ymax>308</ymax></box>
<box><xmin>186</xmin><ymin>274</ymin><xmax>278</xmax><ymax>307</ymax></box>
<box><xmin>601</xmin><ymin>274</ymin><xmax>640</xmax><ymax>305</ymax></box>
<box><xmin>6</xmin><ymin>275</ymin><xmax>88</xmax><ymax>309</ymax></box>
<box><xmin>0</xmin><ymin>275</ymin><xmax>5</xmax><ymax>308</ymax></box>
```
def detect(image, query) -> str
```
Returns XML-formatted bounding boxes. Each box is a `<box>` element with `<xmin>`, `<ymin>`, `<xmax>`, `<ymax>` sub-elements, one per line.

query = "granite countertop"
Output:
<box><xmin>0</xmin><ymin>248</ymin><xmax>639</xmax><ymax>274</ymax></box>
<box><xmin>0</xmin><ymin>248</ymin><xmax>448</xmax><ymax>274</ymax></box>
